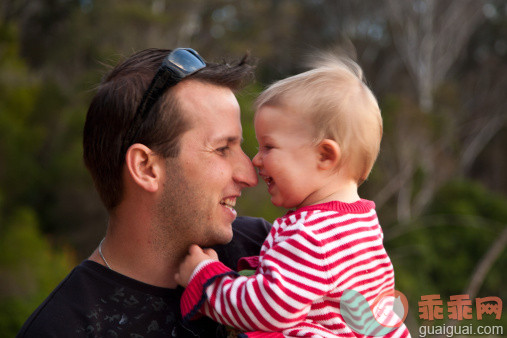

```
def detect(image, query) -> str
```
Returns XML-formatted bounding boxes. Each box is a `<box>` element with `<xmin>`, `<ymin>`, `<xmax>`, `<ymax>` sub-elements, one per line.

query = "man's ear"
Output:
<box><xmin>125</xmin><ymin>144</ymin><xmax>162</xmax><ymax>193</ymax></box>
<box><xmin>317</xmin><ymin>139</ymin><xmax>341</xmax><ymax>170</ymax></box>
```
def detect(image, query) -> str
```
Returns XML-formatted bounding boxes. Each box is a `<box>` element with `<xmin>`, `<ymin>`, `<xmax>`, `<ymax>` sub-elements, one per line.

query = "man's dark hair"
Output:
<box><xmin>83</xmin><ymin>48</ymin><xmax>254</xmax><ymax>210</ymax></box>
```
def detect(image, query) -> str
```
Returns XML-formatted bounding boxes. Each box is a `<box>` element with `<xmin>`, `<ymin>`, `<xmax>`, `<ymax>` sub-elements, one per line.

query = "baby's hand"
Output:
<box><xmin>175</xmin><ymin>244</ymin><xmax>218</xmax><ymax>287</ymax></box>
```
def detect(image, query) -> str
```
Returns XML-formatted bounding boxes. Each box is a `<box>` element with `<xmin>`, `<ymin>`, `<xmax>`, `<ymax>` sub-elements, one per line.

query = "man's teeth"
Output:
<box><xmin>221</xmin><ymin>198</ymin><xmax>236</xmax><ymax>208</ymax></box>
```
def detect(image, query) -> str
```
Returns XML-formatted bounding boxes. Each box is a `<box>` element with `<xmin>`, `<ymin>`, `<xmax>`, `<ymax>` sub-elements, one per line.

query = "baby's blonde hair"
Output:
<box><xmin>255</xmin><ymin>53</ymin><xmax>382</xmax><ymax>184</ymax></box>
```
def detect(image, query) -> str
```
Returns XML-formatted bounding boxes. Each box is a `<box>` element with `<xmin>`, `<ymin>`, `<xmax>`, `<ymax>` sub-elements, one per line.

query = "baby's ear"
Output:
<box><xmin>317</xmin><ymin>139</ymin><xmax>341</xmax><ymax>170</ymax></box>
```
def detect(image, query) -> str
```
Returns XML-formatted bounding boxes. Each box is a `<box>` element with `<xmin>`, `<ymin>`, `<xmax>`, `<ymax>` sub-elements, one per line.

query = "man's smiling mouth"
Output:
<box><xmin>220</xmin><ymin>197</ymin><xmax>237</xmax><ymax>211</ymax></box>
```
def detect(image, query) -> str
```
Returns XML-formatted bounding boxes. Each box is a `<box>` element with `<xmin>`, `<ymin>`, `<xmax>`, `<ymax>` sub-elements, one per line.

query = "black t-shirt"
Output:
<box><xmin>17</xmin><ymin>216</ymin><xmax>271</xmax><ymax>338</ymax></box>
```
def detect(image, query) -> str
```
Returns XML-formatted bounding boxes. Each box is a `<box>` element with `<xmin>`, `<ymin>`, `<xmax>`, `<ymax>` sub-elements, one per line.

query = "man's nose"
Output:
<box><xmin>234</xmin><ymin>151</ymin><xmax>258</xmax><ymax>188</ymax></box>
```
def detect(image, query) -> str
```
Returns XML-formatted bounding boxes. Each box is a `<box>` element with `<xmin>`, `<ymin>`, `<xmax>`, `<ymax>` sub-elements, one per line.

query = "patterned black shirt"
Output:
<box><xmin>17</xmin><ymin>217</ymin><xmax>271</xmax><ymax>338</ymax></box>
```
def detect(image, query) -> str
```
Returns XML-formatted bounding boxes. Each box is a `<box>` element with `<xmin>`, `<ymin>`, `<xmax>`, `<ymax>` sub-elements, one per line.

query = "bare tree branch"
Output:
<box><xmin>465</xmin><ymin>225</ymin><xmax>507</xmax><ymax>298</ymax></box>
<box><xmin>438</xmin><ymin>225</ymin><xmax>507</xmax><ymax>337</ymax></box>
<box><xmin>387</xmin><ymin>0</ymin><xmax>487</xmax><ymax>112</ymax></box>
<box><xmin>460</xmin><ymin>114</ymin><xmax>507</xmax><ymax>173</ymax></box>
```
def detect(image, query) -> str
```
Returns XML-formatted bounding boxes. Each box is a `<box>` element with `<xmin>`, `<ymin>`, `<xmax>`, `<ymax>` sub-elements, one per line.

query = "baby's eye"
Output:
<box><xmin>256</xmin><ymin>145</ymin><xmax>274</xmax><ymax>153</ymax></box>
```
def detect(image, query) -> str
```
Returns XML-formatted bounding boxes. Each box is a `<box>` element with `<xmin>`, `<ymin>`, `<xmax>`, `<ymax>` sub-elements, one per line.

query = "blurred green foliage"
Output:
<box><xmin>390</xmin><ymin>179</ymin><xmax>507</xmax><ymax>295</ymax></box>
<box><xmin>388</xmin><ymin>179</ymin><xmax>507</xmax><ymax>329</ymax></box>
<box><xmin>0</xmin><ymin>23</ymin><xmax>77</xmax><ymax>336</ymax></box>
<box><xmin>0</xmin><ymin>207</ymin><xmax>75</xmax><ymax>336</ymax></box>
<box><xmin>0</xmin><ymin>24</ymin><xmax>43</xmax><ymax>208</ymax></box>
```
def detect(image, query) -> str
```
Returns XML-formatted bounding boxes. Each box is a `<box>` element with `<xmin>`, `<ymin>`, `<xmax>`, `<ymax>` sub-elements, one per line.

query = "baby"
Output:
<box><xmin>175</xmin><ymin>54</ymin><xmax>411</xmax><ymax>338</ymax></box>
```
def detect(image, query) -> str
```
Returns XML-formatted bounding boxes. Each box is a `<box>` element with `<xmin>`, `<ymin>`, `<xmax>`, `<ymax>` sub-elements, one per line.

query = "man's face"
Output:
<box><xmin>157</xmin><ymin>80</ymin><xmax>258</xmax><ymax>247</ymax></box>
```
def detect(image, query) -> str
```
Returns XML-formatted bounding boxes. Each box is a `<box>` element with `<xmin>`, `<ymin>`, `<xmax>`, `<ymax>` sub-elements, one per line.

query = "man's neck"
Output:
<box><xmin>89</xmin><ymin>218</ymin><xmax>187</xmax><ymax>289</ymax></box>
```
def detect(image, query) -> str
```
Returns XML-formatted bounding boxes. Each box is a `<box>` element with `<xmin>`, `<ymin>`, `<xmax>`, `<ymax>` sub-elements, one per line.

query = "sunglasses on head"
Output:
<box><xmin>122</xmin><ymin>48</ymin><xmax>206</xmax><ymax>156</ymax></box>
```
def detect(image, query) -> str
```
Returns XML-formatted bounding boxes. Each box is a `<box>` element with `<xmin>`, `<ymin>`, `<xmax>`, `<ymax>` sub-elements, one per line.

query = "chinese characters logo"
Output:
<box><xmin>419</xmin><ymin>294</ymin><xmax>502</xmax><ymax>321</ymax></box>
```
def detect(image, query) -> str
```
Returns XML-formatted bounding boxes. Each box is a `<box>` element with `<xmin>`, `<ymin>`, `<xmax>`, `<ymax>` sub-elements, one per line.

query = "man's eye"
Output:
<box><xmin>216</xmin><ymin>146</ymin><xmax>230</xmax><ymax>155</ymax></box>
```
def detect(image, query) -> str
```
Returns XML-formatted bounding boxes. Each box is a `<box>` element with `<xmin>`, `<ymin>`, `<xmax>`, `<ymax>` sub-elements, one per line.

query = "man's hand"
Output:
<box><xmin>175</xmin><ymin>244</ymin><xmax>218</xmax><ymax>287</ymax></box>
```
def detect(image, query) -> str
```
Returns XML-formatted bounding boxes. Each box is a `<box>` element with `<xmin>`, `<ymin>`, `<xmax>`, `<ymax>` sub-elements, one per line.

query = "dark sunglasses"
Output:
<box><xmin>122</xmin><ymin>48</ymin><xmax>206</xmax><ymax>157</ymax></box>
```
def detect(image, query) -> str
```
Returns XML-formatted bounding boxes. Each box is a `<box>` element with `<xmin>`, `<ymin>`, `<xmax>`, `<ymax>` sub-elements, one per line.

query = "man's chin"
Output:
<box><xmin>200</xmin><ymin>226</ymin><xmax>233</xmax><ymax>247</ymax></box>
<box><xmin>214</xmin><ymin>228</ymin><xmax>234</xmax><ymax>246</ymax></box>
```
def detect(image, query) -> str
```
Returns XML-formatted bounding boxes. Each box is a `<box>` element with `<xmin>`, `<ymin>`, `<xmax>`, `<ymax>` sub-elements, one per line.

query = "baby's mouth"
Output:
<box><xmin>260</xmin><ymin>174</ymin><xmax>273</xmax><ymax>187</ymax></box>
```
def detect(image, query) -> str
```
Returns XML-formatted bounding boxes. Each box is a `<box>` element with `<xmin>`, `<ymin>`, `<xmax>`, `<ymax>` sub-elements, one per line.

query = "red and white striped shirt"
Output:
<box><xmin>181</xmin><ymin>200</ymin><xmax>411</xmax><ymax>337</ymax></box>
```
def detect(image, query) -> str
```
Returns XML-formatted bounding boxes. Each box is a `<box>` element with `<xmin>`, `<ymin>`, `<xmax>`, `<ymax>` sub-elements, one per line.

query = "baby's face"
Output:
<box><xmin>251</xmin><ymin>106</ymin><xmax>321</xmax><ymax>209</ymax></box>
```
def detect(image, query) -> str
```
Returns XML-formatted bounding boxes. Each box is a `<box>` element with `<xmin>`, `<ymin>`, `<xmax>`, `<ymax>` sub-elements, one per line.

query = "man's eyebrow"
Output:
<box><xmin>210</xmin><ymin>135</ymin><xmax>243</xmax><ymax>144</ymax></box>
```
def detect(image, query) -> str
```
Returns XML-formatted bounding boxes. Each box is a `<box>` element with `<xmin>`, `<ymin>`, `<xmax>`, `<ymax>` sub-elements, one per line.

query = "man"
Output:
<box><xmin>18</xmin><ymin>48</ymin><xmax>271</xmax><ymax>337</ymax></box>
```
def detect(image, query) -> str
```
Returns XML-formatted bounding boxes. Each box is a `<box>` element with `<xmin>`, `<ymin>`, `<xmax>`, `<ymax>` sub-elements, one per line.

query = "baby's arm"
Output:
<box><xmin>177</xmin><ymin>221</ymin><xmax>334</xmax><ymax>332</ymax></box>
<box><xmin>175</xmin><ymin>244</ymin><xmax>218</xmax><ymax>287</ymax></box>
